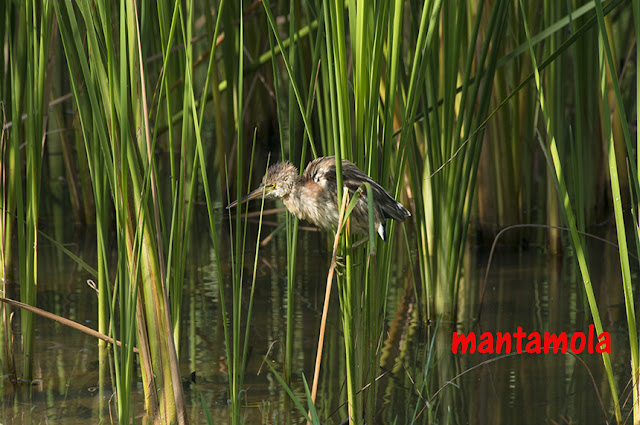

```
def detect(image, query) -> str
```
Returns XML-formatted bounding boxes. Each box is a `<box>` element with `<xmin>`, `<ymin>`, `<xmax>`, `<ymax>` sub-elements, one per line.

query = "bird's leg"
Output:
<box><xmin>332</xmin><ymin>239</ymin><xmax>368</xmax><ymax>271</ymax></box>
<box><xmin>334</xmin><ymin>254</ymin><xmax>365</xmax><ymax>269</ymax></box>
<box><xmin>334</xmin><ymin>266</ymin><xmax>344</xmax><ymax>277</ymax></box>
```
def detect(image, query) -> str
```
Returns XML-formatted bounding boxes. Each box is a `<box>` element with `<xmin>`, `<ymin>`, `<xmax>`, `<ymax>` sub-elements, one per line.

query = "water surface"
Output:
<box><xmin>0</xmin><ymin>218</ymin><xmax>632</xmax><ymax>424</ymax></box>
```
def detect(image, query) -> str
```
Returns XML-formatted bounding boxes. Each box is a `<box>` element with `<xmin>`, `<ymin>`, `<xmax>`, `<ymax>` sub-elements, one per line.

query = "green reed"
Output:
<box><xmin>186</xmin><ymin>1</ymin><xmax>269</xmax><ymax>423</ymax></box>
<box><xmin>409</xmin><ymin>0</ymin><xmax>508</xmax><ymax>322</ymax></box>
<box><xmin>231</xmin><ymin>3</ymin><xmax>247</xmax><ymax>420</ymax></box>
<box><xmin>52</xmin><ymin>0</ymin><xmax>201</xmax><ymax>422</ymax></box>
<box><xmin>592</xmin><ymin>0</ymin><xmax>639</xmax><ymax>420</ymax></box>
<box><xmin>633</xmin><ymin>0</ymin><xmax>640</xmax><ymax>416</ymax></box>
<box><xmin>0</xmin><ymin>0</ymin><xmax>54</xmax><ymax>385</ymax></box>
<box><xmin>518</xmin><ymin>1</ymin><xmax>638</xmax><ymax>421</ymax></box>
<box><xmin>258</xmin><ymin>1</ymin><xmax>637</xmax><ymax>422</ymax></box>
<box><xmin>261</xmin><ymin>1</ymin><xmax>418</xmax><ymax>423</ymax></box>
<box><xmin>23</xmin><ymin>0</ymin><xmax>52</xmax><ymax>381</ymax></box>
<box><xmin>0</xmin><ymin>0</ymin><xmax>18</xmax><ymax>383</ymax></box>
<box><xmin>263</xmin><ymin>1</ymin><xmax>322</xmax><ymax>403</ymax></box>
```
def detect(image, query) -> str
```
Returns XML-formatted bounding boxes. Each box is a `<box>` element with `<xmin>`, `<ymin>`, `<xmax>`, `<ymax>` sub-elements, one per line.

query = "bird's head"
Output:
<box><xmin>226</xmin><ymin>161</ymin><xmax>299</xmax><ymax>209</ymax></box>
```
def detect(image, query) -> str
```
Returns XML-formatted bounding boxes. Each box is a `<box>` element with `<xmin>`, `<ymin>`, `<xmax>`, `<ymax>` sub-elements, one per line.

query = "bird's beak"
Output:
<box><xmin>226</xmin><ymin>185</ymin><xmax>274</xmax><ymax>209</ymax></box>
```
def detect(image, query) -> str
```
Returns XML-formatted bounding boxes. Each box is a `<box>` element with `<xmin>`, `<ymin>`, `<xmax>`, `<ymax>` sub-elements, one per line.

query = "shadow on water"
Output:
<box><xmin>0</xmin><ymin>214</ymin><xmax>632</xmax><ymax>424</ymax></box>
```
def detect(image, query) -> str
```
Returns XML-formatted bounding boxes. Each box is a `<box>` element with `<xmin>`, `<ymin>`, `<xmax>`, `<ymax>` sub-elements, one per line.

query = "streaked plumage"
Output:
<box><xmin>227</xmin><ymin>156</ymin><xmax>410</xmax><ymax>241</ymax></box>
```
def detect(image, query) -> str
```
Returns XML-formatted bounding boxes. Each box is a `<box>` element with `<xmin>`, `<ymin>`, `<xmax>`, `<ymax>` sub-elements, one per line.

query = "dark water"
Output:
<box><xmin>0</xmin><ymin>216</ymin><xmax>633</xmax><ymax>424</ymax></box>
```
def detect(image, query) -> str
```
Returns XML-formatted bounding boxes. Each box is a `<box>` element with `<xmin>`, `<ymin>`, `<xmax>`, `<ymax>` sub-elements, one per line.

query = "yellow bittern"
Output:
<box><xmin>226</xmin><ymin>156</ymin><xmax>410</xmax><ymax>241</ymax></box>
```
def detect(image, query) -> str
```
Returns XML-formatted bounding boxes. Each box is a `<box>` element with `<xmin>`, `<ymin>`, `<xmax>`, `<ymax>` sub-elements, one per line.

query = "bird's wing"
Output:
<box><xmin>304</xmin><ymin>157</ymin><xmax>410</xmax><ymax>223</ymax></box>
<box><xmin>341</xmin><ymin>160</ymin><xmax>410</xmax><ymax>222</ymax></box>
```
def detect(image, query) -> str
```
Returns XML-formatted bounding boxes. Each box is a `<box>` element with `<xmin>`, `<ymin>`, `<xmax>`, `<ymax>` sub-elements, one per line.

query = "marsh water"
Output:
<box><xmin>0</xmin><ymin>210</ymin><xmax>633</xmax><ymax>424</ymax></box>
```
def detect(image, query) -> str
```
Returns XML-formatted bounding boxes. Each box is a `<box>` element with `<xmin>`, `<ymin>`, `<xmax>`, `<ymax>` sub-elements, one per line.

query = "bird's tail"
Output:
<box><xmin>383</xmin><ymin>201</ymin><xmax>411</xmax><ymax>222</ymax></box>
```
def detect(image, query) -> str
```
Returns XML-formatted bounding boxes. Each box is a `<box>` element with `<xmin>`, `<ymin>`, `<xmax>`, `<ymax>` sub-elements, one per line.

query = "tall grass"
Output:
<box><xmin>410</xmin><ymin>0</ymin><xmax>509</xmax><ymax>321</ymax></box>
<box><xmin>591</xmin><ymin>0</ymin><xmax>639</xmax><ymax>419</ymax></box>
<box><xmin>519</xmin><ymin>3</ymin><xmax>621</xmax><ymax>421</ymax></box>
<box><xmin>0</xmin><ymin>0</ymin><xmax>53</xmax><ymax>386</ymax></box>
<box><xmin>52</xmin><ymin>0</ymin><xmax>196</xmax><ymax>422</ymax></box>
<box><xmin>261</xmin><ymin>0</ymin><xmax>432</xmax><ymax>423</ymax></box>
<box><xmin>260</xmin><ymin>0</ymin><xmax>637</xmax><ymax>423</ymax></box>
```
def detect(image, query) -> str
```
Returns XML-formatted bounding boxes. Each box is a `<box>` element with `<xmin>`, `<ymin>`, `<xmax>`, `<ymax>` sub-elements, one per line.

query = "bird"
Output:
<box><xmin>226</xmin><ymin>156</ymin><xmax>410</xmax><ymax>241</ymax></box>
